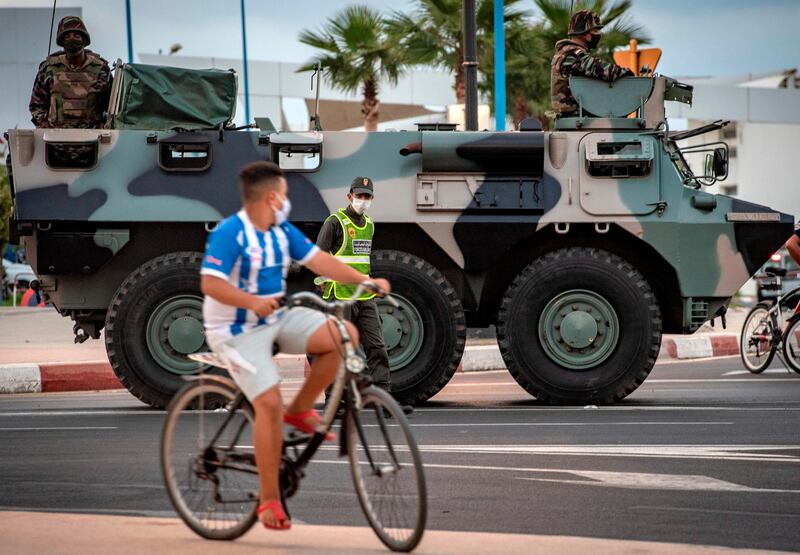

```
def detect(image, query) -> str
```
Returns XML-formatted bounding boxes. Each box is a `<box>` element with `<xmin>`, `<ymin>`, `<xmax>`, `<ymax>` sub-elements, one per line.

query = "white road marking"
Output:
<box><xmin>514</xmin><ymin>472</ymin><xmax>800</xmax><ymax>492</ymax></box>
<box><xmin>721</xmin><ymin>369</ymin><xmax>794</xmax><ymax>376</ymax></box>
<box><xmin>0</xmin><ymin>426</ymin><xmax>117</xmax><ymax>431</ymax></box>
<box><xmin>630</xmin><ymin>505</ymin><xmax>800</xmax><ymax>519</ymax></box>
<box><xmin>356</xmin><ymin>422</ymin><xmax>732</xmax><ymax>428</ymax></box>
<box><xmin>414</xmin><ymin>444</ymin><xmax>800</xmax><ymax>463</ymax></box>
<box><xmin>311</xmin><ymin>460</ymin><xmax>800</xmax><ymax>493</ymax></box>
<box><xmin>645</xmin><ymin>378</ymin><xmax>800</xmax><ymax>383</ymax></box>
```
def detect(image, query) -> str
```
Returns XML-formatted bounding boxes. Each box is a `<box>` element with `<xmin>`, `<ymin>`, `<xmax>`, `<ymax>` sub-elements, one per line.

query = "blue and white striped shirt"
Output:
<box><xmin>201</xmin><ymin>209</ymin><xmax>318</xmax><ymax>343</ymax></box>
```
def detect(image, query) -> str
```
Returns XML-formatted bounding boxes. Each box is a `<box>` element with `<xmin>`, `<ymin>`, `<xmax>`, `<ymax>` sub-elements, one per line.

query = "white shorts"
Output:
<box><xmin>207</xmin><ymin>307</ymin><xmax>328</xmax><ymax>400</ymax></box>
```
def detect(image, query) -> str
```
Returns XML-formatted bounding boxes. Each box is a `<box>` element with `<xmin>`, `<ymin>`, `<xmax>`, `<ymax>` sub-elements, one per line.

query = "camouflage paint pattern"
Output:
<box><xmin>7</xmin><ymin>76</ymin><xmax>793</xmax><ymax>335</ymax></box>
<box><xmin>551</xmin><ymin>39</ymin><xmax>634</xmax><ymax>115</ymax></box>
<box><xmin>29</xmin><ymin>50</ymin><xmax>111</xmax><ymax>129</ymax></box>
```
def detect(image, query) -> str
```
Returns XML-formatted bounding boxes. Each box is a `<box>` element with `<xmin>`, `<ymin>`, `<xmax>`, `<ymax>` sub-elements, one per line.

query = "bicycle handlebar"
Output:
<box><xmin>282</xmin><ymin>281</ymin><xmax>398</xmax><ymax>315</ymax></box>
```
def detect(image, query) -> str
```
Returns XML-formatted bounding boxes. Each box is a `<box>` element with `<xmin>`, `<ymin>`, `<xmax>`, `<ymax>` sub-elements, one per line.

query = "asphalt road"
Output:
<box><xmin>1</xmin><ymin>356</ymin><xmax>799</xmax><ymax>553</ymax></box>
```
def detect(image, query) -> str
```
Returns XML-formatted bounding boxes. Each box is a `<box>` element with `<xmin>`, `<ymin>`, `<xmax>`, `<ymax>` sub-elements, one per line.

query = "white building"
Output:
<box><xmin>667</xmin><ymin>70</ymin><xmax>800</xmax><ymax>218</ymax></box>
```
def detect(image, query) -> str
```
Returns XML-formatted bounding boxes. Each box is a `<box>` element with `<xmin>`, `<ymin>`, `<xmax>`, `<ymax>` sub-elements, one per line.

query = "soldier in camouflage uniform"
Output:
<box><xmin>29</xmin><ymin>16</ymin><xmax>111</xmax><ymax>129</ymax></box>
<box><xmin>550</xmin><ymin>10</ymin><xmax>634</xmax><ymax>117</ymax></box>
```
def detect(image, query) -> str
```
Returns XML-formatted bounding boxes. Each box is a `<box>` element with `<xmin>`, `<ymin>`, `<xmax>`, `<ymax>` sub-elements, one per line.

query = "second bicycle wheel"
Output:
<box><xmin>781</xmin><ymin>314</ymin><xmax>800</xmax><ymax>375</ymax></box>
<box><xmin>740</xmin><ymin>303</ymin><xmax>776</xmax><ymax>373</ymax></box>
<box><xmin>347</xmin><ymin>386</ymin><xmax>427</xmax><ymax>552</ymax></box>
<box><xmin>161</xmin><ymin>378</ymin><xmax>259</xmax><ymax>540</ymax></box>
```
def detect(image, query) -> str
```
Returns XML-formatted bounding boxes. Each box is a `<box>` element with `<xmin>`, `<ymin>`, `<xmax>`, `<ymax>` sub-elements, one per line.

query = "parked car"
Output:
<box><xmin>1</xmin><ymin>258</ymin><xmax>36</xmax><ymax>301</ymax></box>
<box><xmin>755</xmin><ymin>248</ymin><xmax>800</xmax><ymax>302</ymax></box>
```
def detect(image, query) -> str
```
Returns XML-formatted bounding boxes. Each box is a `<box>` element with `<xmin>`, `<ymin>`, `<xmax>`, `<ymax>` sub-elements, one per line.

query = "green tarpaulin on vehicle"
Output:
<box><xmin>112</xmin><ymin>64</ymin><xmax>238</xmax><ymax>130</ymax></box>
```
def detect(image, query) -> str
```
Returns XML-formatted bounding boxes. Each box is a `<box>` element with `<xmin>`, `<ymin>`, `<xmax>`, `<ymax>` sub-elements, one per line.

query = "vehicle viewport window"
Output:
<box><xmin>158</xmin><ymin>142</ymin><xmax>212</xmax><ymax>172</ymax></box>
<box><xmin>45</xmin><ymin>143</ymin><xmax>98</xmax><ymax>170</ymax></box>
<box><xmin>274</xmin><ymin>144</ymin><xmax>321</xmax><ymax>172</ymax></box>
<box><xmin>586</xmin><ymin>139</ymin><xmax>653</xmax><ymax>178</ymax></box>
<box><xmin>588</xmin><ymin>160</ymin><xmax>651</xmax><ymax>178</ymax></box>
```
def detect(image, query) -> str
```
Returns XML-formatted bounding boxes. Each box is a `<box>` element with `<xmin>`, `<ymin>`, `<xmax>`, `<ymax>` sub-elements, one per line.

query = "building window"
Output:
<box><xmin>721</xmin><ymin>184</ymin><xmax>738</xmax><ymax>196</ymax></box>
<box><xmin>728</xmin><ymin>146</ymin><xmax>737</xmax><ymax>158</ymax></box>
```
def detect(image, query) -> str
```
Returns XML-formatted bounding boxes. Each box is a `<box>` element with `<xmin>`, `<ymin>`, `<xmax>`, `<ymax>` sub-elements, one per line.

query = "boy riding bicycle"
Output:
<box><xmin>200</xmin><ymin>161</ymin><xmax>390</xmax><ymax>530</ymax></box>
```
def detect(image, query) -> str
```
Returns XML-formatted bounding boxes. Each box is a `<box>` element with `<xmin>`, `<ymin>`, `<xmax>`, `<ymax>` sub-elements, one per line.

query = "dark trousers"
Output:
<box><xmin>345</xmin><ymin>298</ymin><xmax>391</xmax><ymax>391</ymax></box>
<box><xmin>312</xmin><ymin>298</ymin><xmax>391</xmax><ymax>396</ymax></box>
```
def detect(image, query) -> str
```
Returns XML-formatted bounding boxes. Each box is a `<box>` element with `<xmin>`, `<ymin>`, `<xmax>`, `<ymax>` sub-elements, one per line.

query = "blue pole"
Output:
<box><xmin>240</xmin><ymin>0</ymin><xmax>251</xmax><ymax>125</ymax></box>
<box><xmin>493</xmin><ymin>0</ymin><xmax>506</xmax><ymax>131</ymax></box>
<box><xmin>125</xmin><ymin>0</ymin><xmax>133</xmax><ymax>63</ymax></box>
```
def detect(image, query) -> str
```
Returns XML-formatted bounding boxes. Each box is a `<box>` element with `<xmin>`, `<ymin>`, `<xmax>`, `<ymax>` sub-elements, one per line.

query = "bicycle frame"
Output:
<box><xmin>186</xmin><ymin>284</ymin><xmax>395</xmax><ymax>490</ymax></box>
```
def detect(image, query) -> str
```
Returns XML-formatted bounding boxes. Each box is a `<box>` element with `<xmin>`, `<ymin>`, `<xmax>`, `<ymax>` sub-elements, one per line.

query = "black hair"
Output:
<box><xmin>238</xmin><ymin>161</ymin><xmax>285</xmax><ymax>202</ymax></box>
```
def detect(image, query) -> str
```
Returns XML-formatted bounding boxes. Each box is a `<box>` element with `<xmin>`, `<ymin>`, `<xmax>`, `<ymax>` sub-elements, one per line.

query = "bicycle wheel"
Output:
<box><xmin>781</xmin><ymin>314</ymin><xmax>800</xmax><ymax>375</ymax></box>
<box><xmin>161</xmin><ymin>379</ymin><xmax>259</xmax><ymax>540</ymax></box>
<box><xmin>740</xmin><ymin>303</ymin><xmax>776</xmax><ymax>373</ymax></box>
<box><xmin>346</xmin><ymin>386</ymin><xmax>427</xmax><ymax>552</ymax></box>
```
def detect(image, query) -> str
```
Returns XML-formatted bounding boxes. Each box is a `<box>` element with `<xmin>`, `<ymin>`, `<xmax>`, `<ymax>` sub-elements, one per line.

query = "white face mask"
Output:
<box><xmin>273</xmin><ymin>195</ymin><xmax>291</xmax><ymax>225</ymax></box>
<box><xmin>351</xmin><ymin>198</ymin><xmax>372</xmax><ymax>215</ymax></box>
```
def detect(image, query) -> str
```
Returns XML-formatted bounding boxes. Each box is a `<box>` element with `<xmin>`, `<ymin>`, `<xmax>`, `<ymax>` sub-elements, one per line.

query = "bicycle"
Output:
<box><xmin>740</xmin><ymin>266</ymin><xmax>800</xmax><ymax>374</ymax></box>
<box><xmin>160</xmin><ymin>284</ymin><xmax>427</xmax><ymax>552</ymax></box>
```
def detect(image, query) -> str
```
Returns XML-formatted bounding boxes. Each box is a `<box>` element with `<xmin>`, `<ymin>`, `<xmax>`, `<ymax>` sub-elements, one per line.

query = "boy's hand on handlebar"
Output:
<box><xmin>248</xmin><ymin>296</ymin><xmax>281</xmax><ymax>317</ymax></box>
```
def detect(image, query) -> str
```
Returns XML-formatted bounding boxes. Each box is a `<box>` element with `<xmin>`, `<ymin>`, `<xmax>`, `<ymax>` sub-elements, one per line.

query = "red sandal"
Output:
<box><xmin>257</xmin><ymin>500</ymin><xmax>291</xmax><ymax>530</ymax></box>
<box><xmin>283</xmin><ymin>409</ymin><xmax>336</xmax><ymax>441</ymax></box>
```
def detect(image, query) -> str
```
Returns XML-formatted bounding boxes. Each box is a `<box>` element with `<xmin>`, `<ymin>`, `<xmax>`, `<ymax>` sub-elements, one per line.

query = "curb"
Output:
<box><xmin>659</xmin><ymin>334</ymin><xmax>739</xmax><ymax>360</ymax></box>
<box><xmin>0</xmin><ymin>337</ymin><xmax>742</xmax><ymax>395</ymax></box>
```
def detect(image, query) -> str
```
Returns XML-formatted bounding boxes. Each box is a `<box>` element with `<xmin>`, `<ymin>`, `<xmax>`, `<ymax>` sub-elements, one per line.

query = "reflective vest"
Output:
<box><xmin>322</xmin><ymin>209</ymin><xmax>375</xmax><ymax>301</ymax></box>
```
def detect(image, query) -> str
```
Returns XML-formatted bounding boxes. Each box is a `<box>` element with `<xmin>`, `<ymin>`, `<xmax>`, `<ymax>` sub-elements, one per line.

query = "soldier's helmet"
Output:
<box><xmin>567</xmin><ymin>10</ymin><xmax>603</xmax><ymax>36</ymax></box>
<box><xmin>56</xmin><ymin>16</ymin><xmax>91</xmax><ymax>47</ymax></box>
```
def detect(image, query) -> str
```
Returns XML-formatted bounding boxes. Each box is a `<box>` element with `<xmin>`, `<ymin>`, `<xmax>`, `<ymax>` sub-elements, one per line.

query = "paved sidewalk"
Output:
<box><xmin>1</xmin><ymin>511</ymin><xmax>791</xmax><ymax>555</ymax></box>
<box><xmin>0</xmin><ymin>306</ymin><xmax>751</xmax><ymax>394</ymax></box>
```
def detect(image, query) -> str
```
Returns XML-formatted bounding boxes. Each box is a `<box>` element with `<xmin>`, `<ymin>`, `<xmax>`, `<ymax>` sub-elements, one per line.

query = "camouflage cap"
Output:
<box><xmin>567</xmin><ymin>10</ymin><xmax>603</xmax><ymax>36</ymax></box>
<box><xmin>56</xmin><ymin>16</ymin><xmax>91</xmax><ymax>47</ymax></box>
<box><xmin>350</xmin><ymin>176</ymin><xmax>374</xmax><ymax>196</ymax></box>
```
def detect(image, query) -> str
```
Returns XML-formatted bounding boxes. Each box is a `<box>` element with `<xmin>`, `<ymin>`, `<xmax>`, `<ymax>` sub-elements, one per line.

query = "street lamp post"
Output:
<box><xmin>240</xmin><ymin>0</ymin><xmax>251</xmax><ymax>126</ymax></box>
<box><xmin>125</xmin><ymin>0</ymin><xmax>133</xmax><ymax>63</ymax></box>
<box><xmin>494</xmin><ymin>0</ymin><xmax>506</xmax><ymax>131</ymax></box>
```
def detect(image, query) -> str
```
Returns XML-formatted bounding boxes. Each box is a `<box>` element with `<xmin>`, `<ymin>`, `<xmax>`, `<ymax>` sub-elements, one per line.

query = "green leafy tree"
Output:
<box><xmin>483</xmin><ymin>0</ymin><xmax>650</xmax><ymax>129</ymax></box>
<box><xmin>298</xmin><ymin>5</ymin><xmax>405</xmax><ymax>131</ymax></box>
<box><xmin>385</xmin><ymin>0</ymin><xmax>528</xmax><ymax>104</ymax></box>
<box><xmin>534</xmin><ymin>0</ymin><xmax>651</xmax><ymax>64</ymax></box>
<box><xmin>0</xmin><ymin>164</ymin><xmax>10</xmax><ymax>291</ymax></box>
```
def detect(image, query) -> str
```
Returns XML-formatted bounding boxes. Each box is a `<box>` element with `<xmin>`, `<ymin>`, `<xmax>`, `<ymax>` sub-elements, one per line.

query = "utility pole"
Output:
<box><xmin>240</xmin><ymin>0</ymin><xmax>251</xmax><ymax>125</ymax></box>
<box><xmin>494</xmin><ymin>0</ymin><xmax>506</xmax><ymax>131</ymax></box>
<box><xmin>462</xmin><ymin>0</ymin><xmax>478</xmax><ymax>131</ymax></box>
<box><xmin>125</xmin><ymin>0</ymin><xmax>133</xmax><ymax>63</ymax></box>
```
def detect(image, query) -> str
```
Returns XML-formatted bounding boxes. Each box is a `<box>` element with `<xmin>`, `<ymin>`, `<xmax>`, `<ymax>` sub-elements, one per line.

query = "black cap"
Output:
<box><xmin>350</xmin><ymin>176</ymin><xmax>374</xmax><ymax>196</ymax></box>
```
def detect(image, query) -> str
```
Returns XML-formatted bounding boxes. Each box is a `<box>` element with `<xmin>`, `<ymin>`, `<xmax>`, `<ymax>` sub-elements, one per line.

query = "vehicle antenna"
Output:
<box><xmin>47</xmin><ymin>0</ymin><xmax>57</xmax><ymax>57</ymax></box>
<box><xmin>310</xmin><ymin>62</ymin><xmax>322</xmax><ymax>132</ymax></box>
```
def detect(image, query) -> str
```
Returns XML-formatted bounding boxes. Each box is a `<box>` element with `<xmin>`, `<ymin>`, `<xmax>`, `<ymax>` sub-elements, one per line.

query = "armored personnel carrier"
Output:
<box><xmin>5</xmin><ymin>62</ymin><xmax>792</xmax><ymax>408</ymax></box>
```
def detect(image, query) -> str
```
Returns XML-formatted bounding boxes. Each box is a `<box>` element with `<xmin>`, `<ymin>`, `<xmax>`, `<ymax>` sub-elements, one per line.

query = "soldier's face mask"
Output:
<box><xmin>63</xmin><ymin>35</ymin><xmax>84</xmax><ymax>55</ymax></box>
<box><xmin>349</xmin><ymin>193</ymin><xmax>373</xmax><ymax>215</ymax></box>
<box><xmin>587</xmin><ymin>32</ymin><xmax>601</xmax><ymax>49</ymax></box>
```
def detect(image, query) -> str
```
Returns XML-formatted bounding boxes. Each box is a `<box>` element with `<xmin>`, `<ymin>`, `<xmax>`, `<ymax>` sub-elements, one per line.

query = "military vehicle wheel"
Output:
<box><xmin>106</xmin><ymin>252</ymin><xmax>217</xmax><ymax>408</ymax></box>
<box><xmin>371</xmin><ymin>250</ymin><xmax>466</xmax><ymax>406</ymax></box>
<box><xmin>497</xmin><ymin>247</ymin><xmax>662</xmax><ymax>405</ymax></box>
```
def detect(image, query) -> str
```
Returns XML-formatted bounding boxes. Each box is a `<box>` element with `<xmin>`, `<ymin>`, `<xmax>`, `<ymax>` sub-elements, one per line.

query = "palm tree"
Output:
<box><xmin>534</xmin><ymin>0</ymin><xmax>651</xmax><ymax>63</ymax></box>
<box><xmin>298</xmin><ymin>5</ymin><xmax>404</xmax><ymax>132</ymax></box>
<box><xmin>385</xmin><ymin>0</ymin><xmax>529</xmax><ymax>104</ymax></box>
<box><xmin>481</xmin><ymin>0</ymin><xmax>650</xmax><ymax>129</ymax></box>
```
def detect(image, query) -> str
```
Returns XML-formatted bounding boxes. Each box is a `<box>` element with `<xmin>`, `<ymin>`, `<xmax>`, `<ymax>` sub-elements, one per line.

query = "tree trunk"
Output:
<box><xmin>362</xmin><ymin>79</ymin><xmax>379</xmax><ymax>132</ymax></box>
<box><xmin>454</xmin><ymin>47</ymin><xmax>465</xmax><ymax>105</ymax></box>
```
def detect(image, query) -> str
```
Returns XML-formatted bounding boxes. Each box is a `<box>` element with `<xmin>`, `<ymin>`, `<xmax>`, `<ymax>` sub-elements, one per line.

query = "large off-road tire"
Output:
<box><xmin>497</xmin><ymin>247</ymin><xmax>662</xmax><ymax>405</ymax></box>
<box><xmin>106</xmin><ymin>252</ymin><xmax>218</xmax><ymax>408</ymax></box>
<box><xmin>371</xmin><ymin>250</ymin><xmax>466</xmax><ymax>406</ymax></box>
